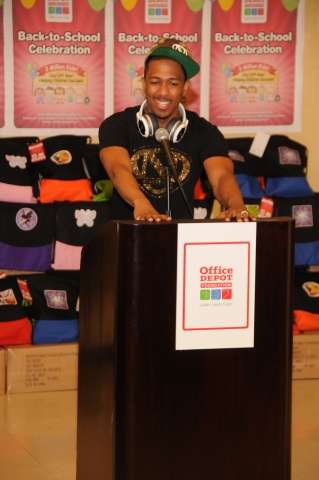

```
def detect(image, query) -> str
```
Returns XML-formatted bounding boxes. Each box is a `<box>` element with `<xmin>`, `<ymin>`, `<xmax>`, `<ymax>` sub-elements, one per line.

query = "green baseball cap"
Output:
<box><xmin>145</xmin><ymin>37</ymin><xmax>200</xmax><ymax>80</ymax></box>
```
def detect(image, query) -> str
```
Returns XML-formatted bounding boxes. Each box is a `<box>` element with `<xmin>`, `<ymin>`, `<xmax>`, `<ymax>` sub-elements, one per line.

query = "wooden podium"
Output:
<box><xmin>76</xmin><ymin>218</ymin><xmax>294</xmax><ymax>480</ymax></box>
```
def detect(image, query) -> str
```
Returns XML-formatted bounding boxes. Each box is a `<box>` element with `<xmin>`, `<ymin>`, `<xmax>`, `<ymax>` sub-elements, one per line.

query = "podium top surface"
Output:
<box><xmin>109</xmin><ymin>217</ymin><xmax>294</xmax><ymax>226</ymax></box>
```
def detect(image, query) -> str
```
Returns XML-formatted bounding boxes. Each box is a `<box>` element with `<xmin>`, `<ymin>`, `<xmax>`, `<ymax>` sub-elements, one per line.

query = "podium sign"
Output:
<box><xmin>176</xmin><ymin>222</ymin><xmax>256</xmax><ymax>350</ymax></box>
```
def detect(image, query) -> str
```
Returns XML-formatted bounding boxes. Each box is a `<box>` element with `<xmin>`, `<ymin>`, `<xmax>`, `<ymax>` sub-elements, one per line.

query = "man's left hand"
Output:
<box><xmin>216</xmin><ymin>208</ymin><xmax>257</xmax><ymax>222</ymax></box>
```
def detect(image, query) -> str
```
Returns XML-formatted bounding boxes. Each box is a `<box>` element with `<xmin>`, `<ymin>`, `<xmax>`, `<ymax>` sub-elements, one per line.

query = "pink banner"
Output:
<box><xmin>0</xmin><ymin>3</ymin><xmax>4</xmax><ymax>128</ymax></box>
<box><xmin>210</xmin><ymin>0</ymin><xmax>298</xmax><ymax>127</ymax></box>
<box><xmin>12</xmin><ymin>0</ymin><xmax>105</xmax><ymax>129</ymax></box>
<box><xmin>114</xmin><ymin>0</ymin><xmax>202</xmax><ymax>114</ymax></box>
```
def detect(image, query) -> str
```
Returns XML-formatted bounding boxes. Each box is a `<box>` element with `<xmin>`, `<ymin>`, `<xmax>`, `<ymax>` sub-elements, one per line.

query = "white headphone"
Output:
<box><xmin>136</xmin><ymin>100</ymin><xmax>188</xmax><ymax>143</ymax></box>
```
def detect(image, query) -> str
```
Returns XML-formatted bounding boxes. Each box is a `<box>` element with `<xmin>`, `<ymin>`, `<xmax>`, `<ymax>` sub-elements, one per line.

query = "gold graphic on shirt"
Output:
<box><xmin>131</xmin><ymin>147</ymin><xmax>191</xmax><ymax>197</ymax></box>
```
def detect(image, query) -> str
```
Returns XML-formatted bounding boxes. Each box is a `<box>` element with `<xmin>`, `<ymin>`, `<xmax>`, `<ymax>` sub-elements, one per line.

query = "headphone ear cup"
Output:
<box><xmin>167</xmin><ymin>119</ymin><xmax>188</xmax><ymax>143</ymax></box>
<box><xmin>137</xmin><ymin>116</ymin><xmax>150</xmax><ymax>137</ymax></box>
<box><xmin>166</xmin><ymin>118</ymin><xmax>179</xmax><ymax>135</ymax></box>
<box><xmin>165</xmin><ymin>103</ymin><xmax>188</xmax><ymax>143</ymax></box>
<box><xmin>144</xmin><ymin>113</ymin><xmax>159</xmax><ymax>137</ymax></box>
<box><xmin>137</xmin><ymin>113</ymin><xmax>159</xmax><ymax>137</ymax></box>
<box><xmin>136</xmin><ymin>100</ymin><xmax>159</xmax><ymax>137</ymax></box>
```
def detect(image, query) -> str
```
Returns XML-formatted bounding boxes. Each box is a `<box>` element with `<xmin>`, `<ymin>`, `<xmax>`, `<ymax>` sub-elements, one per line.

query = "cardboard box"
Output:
<box><xmin>0</xmin><ymin>348</ymin><xmax>5</xmax><ymax>395</ymax></box>
<box><xmin>293</xmin><ymin>331</ymin><xmax>319</xmax><ymax>380</ymax></box>
<box><xmin>6</xmin><ymin>343</ymin><xmax>78</xmax><ymax>394</ymax></box>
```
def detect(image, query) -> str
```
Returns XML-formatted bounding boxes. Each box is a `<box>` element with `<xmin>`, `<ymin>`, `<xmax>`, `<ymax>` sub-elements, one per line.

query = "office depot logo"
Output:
<box><xmin>199</xmin><ymin>266</ymin><xmax>233</xmax><ymax>303</ymax></box>
<box><xmin>200</xmin><ymin>265</ymin><xmax>233</xmax><ymax>285</ymax></box>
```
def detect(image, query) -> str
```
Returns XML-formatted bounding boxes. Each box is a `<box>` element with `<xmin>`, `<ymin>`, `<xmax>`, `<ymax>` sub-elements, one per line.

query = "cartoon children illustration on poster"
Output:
<box><xmin>127</xmin><ymin>64</ymin><xmax>145</xmax><ymax>105</ymax></box>
<box><xmin>30</xmin><ymin>63</ymin><xmax>89</xmax><ymax>106</ymax></box>
<box><xmin>223</xmin><ymin>61</ymin><xmax>279</xmax><ymax>105</ymax></box>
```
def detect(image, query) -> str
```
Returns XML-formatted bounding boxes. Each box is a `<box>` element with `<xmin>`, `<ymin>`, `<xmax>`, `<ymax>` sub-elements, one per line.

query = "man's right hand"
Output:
<box><xmin>134</xmin><ymin>198</ymin><xmax>172</xmax><ymax>222</ymax></box>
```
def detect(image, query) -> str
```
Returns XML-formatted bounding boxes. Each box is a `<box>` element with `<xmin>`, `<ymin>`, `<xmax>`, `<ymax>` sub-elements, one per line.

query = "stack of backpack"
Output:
<box><xmin>0</xmin><ymin>135</ymin><xmax>111</xmax><ymax>346</ymax></box>
<box><xmin>226</xmin><ymin>135</ymin><xmax>319</xmax><ymax>334</ymax></box>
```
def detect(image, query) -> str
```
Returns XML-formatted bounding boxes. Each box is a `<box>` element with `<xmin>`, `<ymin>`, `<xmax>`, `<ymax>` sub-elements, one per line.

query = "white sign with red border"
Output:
<box><xmin>176</xmin><ymin>222</ymin><xmax>256</xmax><ymax>350</ymax></box>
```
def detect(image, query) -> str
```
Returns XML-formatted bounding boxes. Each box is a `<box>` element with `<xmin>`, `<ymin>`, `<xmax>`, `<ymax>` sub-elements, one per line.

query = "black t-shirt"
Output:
<box><xmin>99</xmin><ymin>106</ymin><xmax>228</xmax><ymax>220</ymax></box>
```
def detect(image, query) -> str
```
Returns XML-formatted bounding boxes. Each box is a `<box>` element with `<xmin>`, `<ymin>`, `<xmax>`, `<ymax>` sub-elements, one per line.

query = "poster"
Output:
<box><xmin>12</xmin><ymin>0</ymin><xmax>105</xmax><ymax>130</ymax></box>
<box><xmin>113</xmin><ymin>0</ymin><xmax>202</xmax><ymax>114</ymax></box>
<box><xmin>0</xmin><ymin>1</ymin><xmax>4</xmax><ymax>128</ymax></box>
<box><xmin>209</xmin><ymin>0</ymin><xmax>303</xmax><ymax>132</ymax></box>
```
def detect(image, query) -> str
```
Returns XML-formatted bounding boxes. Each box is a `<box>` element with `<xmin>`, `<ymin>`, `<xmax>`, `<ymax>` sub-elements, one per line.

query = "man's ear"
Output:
<box><xmin>183</xmin><ymin>80</ymin><xmax>190</xmax><ymax>96</ymax></box>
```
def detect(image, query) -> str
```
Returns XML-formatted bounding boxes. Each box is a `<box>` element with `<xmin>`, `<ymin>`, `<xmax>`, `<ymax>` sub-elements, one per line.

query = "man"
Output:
<box><xmin>99</xmin><ymin>37</ymin><xmax>255</xmax><ymax>223</ymax></box>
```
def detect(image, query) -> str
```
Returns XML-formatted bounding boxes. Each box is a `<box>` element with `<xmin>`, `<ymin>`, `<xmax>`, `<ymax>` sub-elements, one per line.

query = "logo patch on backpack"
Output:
<box><xmin>292</xmin><ymin>205</ymin><xmax>313</xmax><ymax>228</ymax></box>
<box><xmin>5</xmin><ymin>155</ymin><xmax>27</xmax><ymax>169</ymax></box>
<box><xmin>278</xmin><ymin>147</ymin><xmax>301</xmax><ymax>165</ymax></box>
<box><xmin>0</xmin><ymin>289</ymin><xmax>17</xmax><ymax>305</ymax></box>
<box><xmin>50</xmin><ymin>150</ymin><xmax>72</xmax><ymax>165</ymax></box>
<box><xmin>44</xmin><ymin>290</ymin><xmax>69</xmax><ymax>309</ymax></box>
<box><xmin>16</xmin><ymin>208</ymin><xmax>38</xmax><ymax>231</ymax></box>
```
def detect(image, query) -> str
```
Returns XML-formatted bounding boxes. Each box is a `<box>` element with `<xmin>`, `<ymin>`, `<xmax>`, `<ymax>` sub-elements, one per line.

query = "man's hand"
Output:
<box><xmin>134</xmin><ymin>198</ymin><xmax>172</xmax><ymax>222</ymax></box>
<box><xmin>216</xmin><ymin>207</ymin><xmax>256</xmax><ymax>222</ymax></box>
<box><xmin>203</xmin><ymin>156</ymin><xmax>257</xmax><ymax>223</ymax></box>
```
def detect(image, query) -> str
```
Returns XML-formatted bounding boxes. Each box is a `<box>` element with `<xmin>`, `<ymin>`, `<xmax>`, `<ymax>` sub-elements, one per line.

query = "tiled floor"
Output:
<box><xmin>0</xmin><ymin>380</ymin><xmax>318</xmax><ymax>480</ymax></box>
<box><xmin>291</xmin><ymin>379</ymin><xmax>319</xmax><ymax>480</ymax></box>
<box><xmin>0</xmin><ymin>390</ymin><xmax>77</xmax><ymax>480</ymax></box>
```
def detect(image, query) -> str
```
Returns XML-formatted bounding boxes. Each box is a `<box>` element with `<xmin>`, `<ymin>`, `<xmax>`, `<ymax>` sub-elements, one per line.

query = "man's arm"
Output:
<box><xmin>100</xmin><ymin>146</ymin><xmax>172</xmax><ymax>221</ymax></box>
<box><xmin>203</xmin><ymin>156</ymin><xmax>256</xmax><ymax>222</ymax></box>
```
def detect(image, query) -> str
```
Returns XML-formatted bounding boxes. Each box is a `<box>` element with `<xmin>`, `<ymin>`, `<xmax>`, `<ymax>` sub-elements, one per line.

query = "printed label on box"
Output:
<box><xmin>6</xmin><ymin>343</ymin><xmax>78</xmax><ymax>394</ymax></box>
